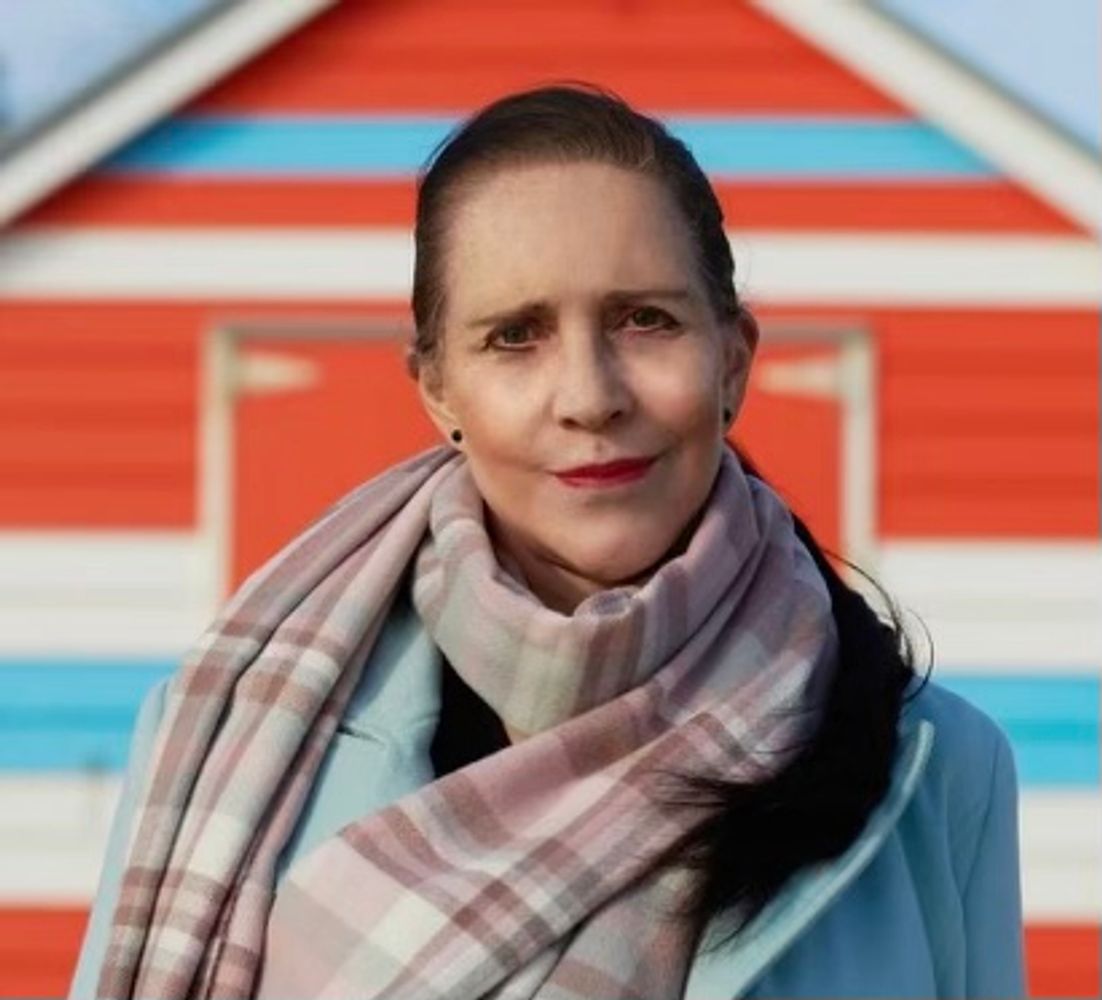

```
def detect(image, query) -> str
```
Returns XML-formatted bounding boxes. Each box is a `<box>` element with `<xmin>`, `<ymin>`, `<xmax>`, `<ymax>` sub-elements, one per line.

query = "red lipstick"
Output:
<box><xmin>554</xmin><ymin>456</ymin><xmax>657</xmax><ymax>488</ymax></box>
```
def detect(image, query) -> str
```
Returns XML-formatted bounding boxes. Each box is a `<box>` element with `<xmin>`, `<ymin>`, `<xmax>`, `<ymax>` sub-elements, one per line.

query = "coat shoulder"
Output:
<box><xmin>902</xmin><ymin>677</ymin><xmax>1014</xmax><ymax>783</ymax></box>
<box><xmin>898</xmin><ymin>678</ymin><xmax>1019</xmax><ymax>881</ymax></box>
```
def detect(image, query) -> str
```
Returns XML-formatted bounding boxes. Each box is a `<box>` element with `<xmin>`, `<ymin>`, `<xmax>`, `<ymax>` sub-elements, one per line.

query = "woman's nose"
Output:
<box><xmin>550</xmin><ymin>332</ymin><xmax>632</xmax><ymax>430</ymax></box>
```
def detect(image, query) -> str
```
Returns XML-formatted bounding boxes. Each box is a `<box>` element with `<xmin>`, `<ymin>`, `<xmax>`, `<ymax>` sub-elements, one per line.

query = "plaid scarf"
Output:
<box><xmin>97</xmin><ymin>445</ymin><xmax>836</xmax><ymax>1000</ymax></box>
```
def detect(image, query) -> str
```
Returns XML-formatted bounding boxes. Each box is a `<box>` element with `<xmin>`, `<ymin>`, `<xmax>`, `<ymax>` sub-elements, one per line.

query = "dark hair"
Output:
<box><xmin>409</xmin><ymin>83</ymin><xmax>924</xmax><ymax>943</ymax></box>
<box><xmin>410</xmin><ymin>82</ymin><xmax>745</xmax><ymax>377</ymax></box>
<box><xmin>667</xmin><ymin>445</ymin><xmax>924</xmax><ymax>945</ymax></box>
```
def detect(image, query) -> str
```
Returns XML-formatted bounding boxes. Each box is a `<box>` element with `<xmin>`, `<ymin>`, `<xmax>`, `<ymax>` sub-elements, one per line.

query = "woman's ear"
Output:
<box><xmin>723</xmin><ymin>308</ymin><xmax>760</xmax><ymax>418</ymax></box>
<box><xmin>416</xmin><ymin>358</ymin><xmax>461</xmax><ymax>443</ymax></box>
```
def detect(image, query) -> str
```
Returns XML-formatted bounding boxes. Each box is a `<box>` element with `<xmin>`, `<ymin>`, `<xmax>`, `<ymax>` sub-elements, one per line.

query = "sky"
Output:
<box><xmin>0</xmin><ymin>0</ymin><xmax>1098</xmax><ymax>149</ymax></box>
<box><xmin>0</xmin><ymin>0</ymin><xmax>218</xmax><ymax>132</ymax></box>
<box><xmin>877</xmin><ymin>0</ymin><xmax>1100</xmax><ymax>149</ymax></box>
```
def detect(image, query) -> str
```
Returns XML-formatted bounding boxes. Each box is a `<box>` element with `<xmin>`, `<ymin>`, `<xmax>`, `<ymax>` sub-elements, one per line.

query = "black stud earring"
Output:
<box><xmin>722</xmin><ymin>407</ymin><xmax>733</xmax><ymax>426</ymax></box>
<box><xmin>450</xmin><ymin>428</ymin><xmax>463</xmax><ymax>444</ymax></box>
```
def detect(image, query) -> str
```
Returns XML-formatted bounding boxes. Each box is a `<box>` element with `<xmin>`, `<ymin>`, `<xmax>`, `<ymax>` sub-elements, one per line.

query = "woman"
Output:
<box><xmin>72</xmin><ymin>85</ymin><xmax>1024</xmax><ymax>999</ymax></box>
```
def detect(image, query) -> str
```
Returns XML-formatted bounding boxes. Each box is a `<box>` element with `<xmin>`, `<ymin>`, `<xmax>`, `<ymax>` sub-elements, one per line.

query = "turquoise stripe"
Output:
<box><xmin>0</xmin><ymin>662</ymin><xmax>1094</xmax><ymax>783</ymax></box>
<box><xmin>0</xmin><ymin>660</ymin><xmax>174</xmax><ymax>709</ymax></box>
<box><xmin>938</xmin><ymin>674</ymin><xmax>1100</xmax><ymax>787</ymax></box>
<box><xmin>937</xmin><ymin>674</ymin><xmax>1098</xmax><ymax>724</ymax></box>
<box><xmin>0</xmin><ymin>660</ymin><xmax>173</xmax><ymax>772</ymax></box>
<box><xmin>102</xmin><ymin>115</ymin><xmax>994</xmax><ymax>179</ymax></box>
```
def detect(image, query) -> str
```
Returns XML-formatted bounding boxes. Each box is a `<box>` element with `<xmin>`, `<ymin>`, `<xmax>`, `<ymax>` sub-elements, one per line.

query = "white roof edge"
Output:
<box><xmin>751</xmin><ymin>0</ymin><xmax>1102</xmax><ymax>234</ymax></box>
<box><xmin>0</xmin><ymin>0</ymin><xmax>338</xmax><ymax>227</ymax></box>
<box><xmin>0</xmin><ymin>229</ymin><xmax>1097</xmax><ymax>304</ymax></box>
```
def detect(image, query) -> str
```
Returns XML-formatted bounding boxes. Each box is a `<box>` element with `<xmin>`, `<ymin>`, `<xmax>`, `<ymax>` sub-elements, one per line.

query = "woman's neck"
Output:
<box><xmin>485</xmin><ymin>505</ymin><xmax>703</xmax><ymax>617</ymax></box>
<box><xmin>487</xmin><ymin>517</ymin><xmax>623</xmax><ymax>616</ymax></box>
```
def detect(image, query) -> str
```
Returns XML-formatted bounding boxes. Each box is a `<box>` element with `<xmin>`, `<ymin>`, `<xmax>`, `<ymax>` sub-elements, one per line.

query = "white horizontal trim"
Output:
<box><xmin>1020</xmin><ymin>791</ymin><xmax>1102</xmax><ymax>920</ymax></box>
<box><xmin>754</xmin><ymin>0</ymin><xmax>1102</xmax><ymax>232</ymax></box>
<box><xmin>0</xmin><ymin>0</ymin><xmax>337</xmax><ymax>226</ymax></box>
<box><xmin>0</xmin><ymin>608</ymin><xmax>206</xmax><ymax>661</ymax></box>
<box><xmin>877</xmin><ymin>543</ymin><xmax>1102</xmax><ymax>673</ymax></box>
<box><xmin>0</xmin><ymin>229</ymin><xmax>1097</xmax><ymax>304</ymax></box>
<box><xmin>730</xmin><ymin>232</ymin><xmax>1102</xmax><ymax>306</ymax></box>
<box><xmin>1</xmin><ymin>535</ymin><xmax>1099</xmax><ymax>670</ymax></box>
<box><xmin>1</xmin><ymin>778</ymin><xmax>1094</xmax><ymax>918</ymax></box>
<box><xmin>0</xmin><ymin>532</ymin><xmax>215</xmax><ymax>658</ymax></box>
<box><xmin>0</xmin><ymin>228</ymin><xmax>414</xmax><ymax>299</ymax></box>
<box><xmin>0</xmin><ymin>776</ymin><xmax>122</xmax><ymax>903</ymax></box>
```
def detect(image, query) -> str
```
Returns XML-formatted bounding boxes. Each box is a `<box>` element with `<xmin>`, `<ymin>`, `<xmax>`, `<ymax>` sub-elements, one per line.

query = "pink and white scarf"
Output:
<box><xmin>97</xmin><ymin>445</ymin><xmax>836</xmax><ymax>1000</ymax></box>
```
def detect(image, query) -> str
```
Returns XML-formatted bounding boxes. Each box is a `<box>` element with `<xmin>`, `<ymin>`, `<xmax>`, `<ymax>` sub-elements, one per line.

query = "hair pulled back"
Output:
<box><xmin>410</xmin><ymin>83</ymin><xmax>923</xmax><ymax>944</ymax></box>
<box><xmin>410</xmin><ymin>83</ymin><xmax>744</xmax><ymax>375</ymax></box>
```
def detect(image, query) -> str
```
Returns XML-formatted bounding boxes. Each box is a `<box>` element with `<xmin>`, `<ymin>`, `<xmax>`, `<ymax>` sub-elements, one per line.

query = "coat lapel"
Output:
<box><xmin>686</xmin><ymin>718</ymin><xmax>936</xmax><ymax>999</ymax></box>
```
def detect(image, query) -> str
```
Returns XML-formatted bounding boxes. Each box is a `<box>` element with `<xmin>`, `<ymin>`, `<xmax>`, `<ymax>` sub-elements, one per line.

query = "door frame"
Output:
<box><xmin>199</xmin><ymin>317</ymin><xmax>876</xmax><ymax>601</ymax></box>
<box><xmin>198</xmin><ymin>317</ymin><xmax>413</xmax><ymax>600</ymax></box>
<box><xmin>754</xmin><ymin>320</ymin><xmax>878</xmax><ymax>575</ymax></box>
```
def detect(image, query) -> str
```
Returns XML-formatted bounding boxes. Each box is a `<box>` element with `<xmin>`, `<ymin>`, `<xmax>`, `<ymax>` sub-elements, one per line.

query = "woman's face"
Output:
<box><xmin>419</xmin><ymin>161</ymin><xmax>756</xmax><ymax>612</ymax></box>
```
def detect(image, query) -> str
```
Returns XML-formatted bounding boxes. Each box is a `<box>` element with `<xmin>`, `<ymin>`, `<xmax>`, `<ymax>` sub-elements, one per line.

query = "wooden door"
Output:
<box><xmin>736</xmin><ymin>339</ymin><xmax>848</xmax><ymax>559</ymax></box>
<box><xmin>228</xmin><ymin>330</ymin><xmax>863</xmax><ymax>588</ymax></box>
<box><xmin>229</xmin><ymin>331</ymin><xmax>437</xmax><ymax>588</ymax></box>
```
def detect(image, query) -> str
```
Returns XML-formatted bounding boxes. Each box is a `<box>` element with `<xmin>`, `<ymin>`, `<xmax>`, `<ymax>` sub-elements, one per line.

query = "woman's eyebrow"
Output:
<box><xmin>603</xmin><ymin>288</ymin><xmax>692</xmax><ymax>304</ymax></box>
<box><xmin>466</xmin><ymin>301</ymin><xmax>551</xmax><ymax>330</ymax></box>
<box><xmin>466</xmin><ymin>289</ymin><xmax>692</xmax><ymax>330</ymax></box>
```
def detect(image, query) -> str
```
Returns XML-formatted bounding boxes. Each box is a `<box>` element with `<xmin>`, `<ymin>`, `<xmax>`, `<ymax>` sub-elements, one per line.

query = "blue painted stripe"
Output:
<box><xmin>0</xmin><ymin>662</ymin><xmax>1095</xmax><ymax>783</ymax></box>
<box><xmin>937</xmin><ymin>674</ymin><xmax>1099</xmax><ymax>724</ymax></box>
<box><xmin>938</xmin><ymin>674</ymin><xmax>1100</xmax><ymax>788</ymax></box>
<box><xmin>101</xmin><ymin>115</ymin><xmax>995</xmax><ymax>179</ymax></box>
<box><xmin>0</xmin><ymin>660</ymin><xmax>173</xmax><ymax>772</ymax></box>
<box><xmin>0</xmin><ymin>660</ymin><xmax>175</xmax><ymax>709</ymax></box>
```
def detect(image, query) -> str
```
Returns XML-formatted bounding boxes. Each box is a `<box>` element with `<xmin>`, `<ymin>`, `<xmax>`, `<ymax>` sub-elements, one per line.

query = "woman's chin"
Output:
<box><xmin>489</xmin><ymin>510</ymin><xmax>694</xmax><ymax>609</ymax></box>
<box><xmin>551</xmin><ymin>533</ymin><xmax>675</xmax><ymax>591</ymax></box>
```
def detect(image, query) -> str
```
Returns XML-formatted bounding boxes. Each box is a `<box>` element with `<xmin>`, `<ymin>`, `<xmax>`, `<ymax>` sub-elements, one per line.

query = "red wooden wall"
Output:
<box><xmin>3</xmin><ymin>303</ymin><xmax>1096</xmax><ymax>539</ymax></box>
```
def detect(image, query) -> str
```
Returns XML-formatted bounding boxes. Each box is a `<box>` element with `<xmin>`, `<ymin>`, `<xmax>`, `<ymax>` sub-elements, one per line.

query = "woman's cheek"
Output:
<box><xmin>641</xmin><ymin>347</ymin><xmax>719</xmax><ymax>417</ymax></box>
<box><xmin>654</xmin><ymin>377</ymin><xmax>717</xmax><ymax>433</ymax></box>
<box><xmin>483</xmin><ymin>397</ymin><xmax>545</xmax><ymax>459</ymax></box>
<box><xmin>454</xmin><ymin>373</ymin><xmax>524</xmax><ymax>442</ymax></box>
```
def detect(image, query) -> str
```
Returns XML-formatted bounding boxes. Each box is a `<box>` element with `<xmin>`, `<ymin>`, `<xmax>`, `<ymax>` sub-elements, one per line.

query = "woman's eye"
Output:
<box><xmin>487</xmin><ymin>321</ymin><xmax>536</xmax><ymax>350</ymax></box>
<box><xmin>623</xmin><ymin>306</ymin><xmax>676</xmax><ymax>331</ymax></box>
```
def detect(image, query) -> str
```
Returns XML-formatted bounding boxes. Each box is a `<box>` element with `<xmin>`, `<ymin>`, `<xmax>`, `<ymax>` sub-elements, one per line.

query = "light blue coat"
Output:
<box><xmin>71</xmin><ymin>590</ymin><xmax>1025</xmax><ymax>999</ymax></box>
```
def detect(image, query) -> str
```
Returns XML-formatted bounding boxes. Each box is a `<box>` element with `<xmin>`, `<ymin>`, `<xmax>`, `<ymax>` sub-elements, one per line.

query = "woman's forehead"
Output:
<box><xmin>442</xmin><ymin>161</ymin><xmax>702</xmax><ymax>315</ymax></box>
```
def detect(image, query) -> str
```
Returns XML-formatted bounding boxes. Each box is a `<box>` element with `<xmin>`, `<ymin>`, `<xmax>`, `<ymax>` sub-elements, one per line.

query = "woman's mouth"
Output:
<box><xmin>553</xmin><ymin>456</ymin><xmax>658</xmax><ymax>488</ymax></box>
